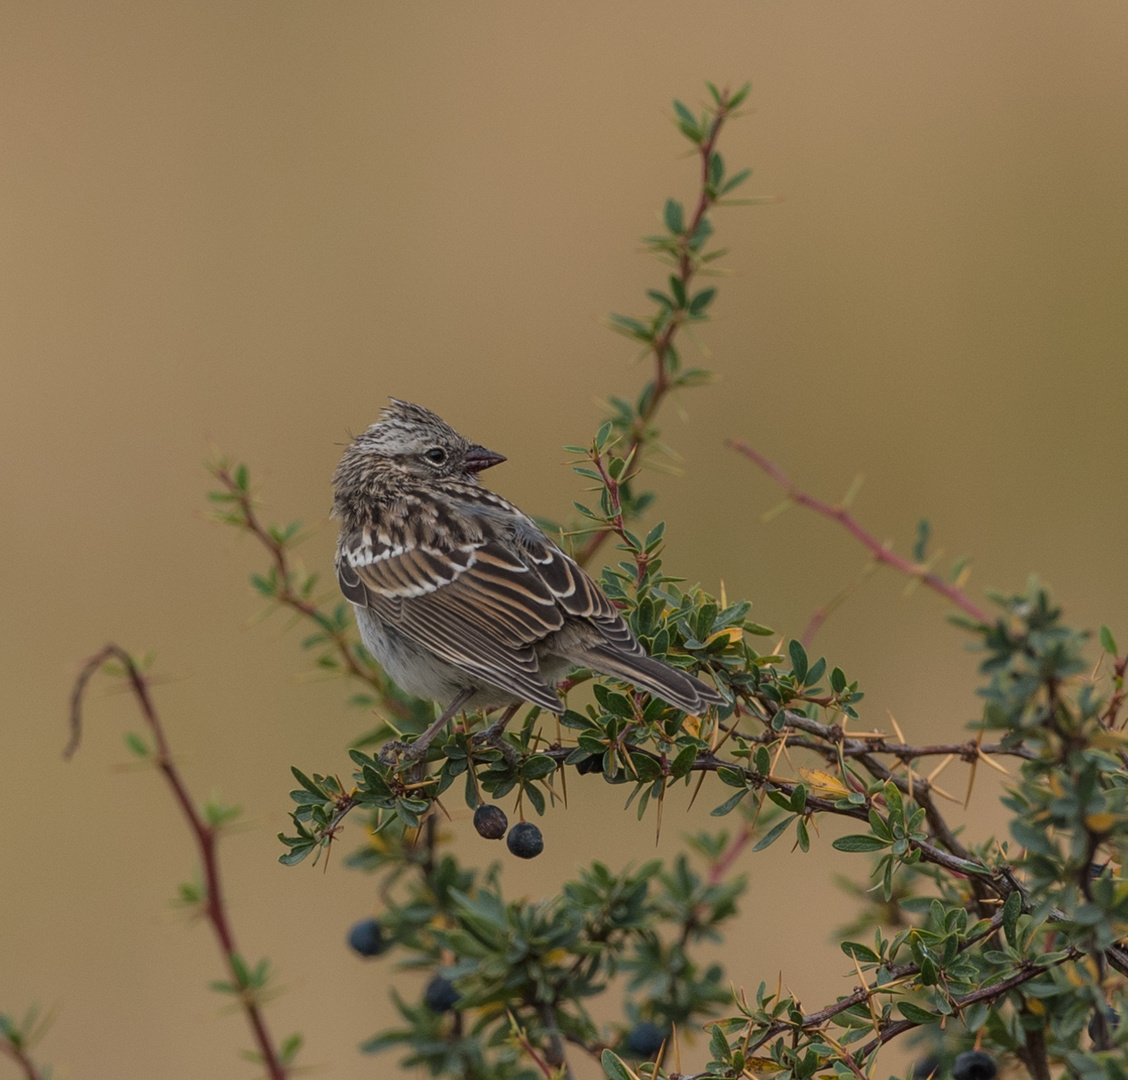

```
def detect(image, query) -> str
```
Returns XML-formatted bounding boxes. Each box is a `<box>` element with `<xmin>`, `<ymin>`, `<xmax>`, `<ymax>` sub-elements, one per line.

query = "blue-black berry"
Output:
<box><xmin>347</xmin><ymin>917</ymin><xmax>387</xmax><ymax>958</ymax></box>
<box><xmin>626</xmin><ymin>1021</ymin><xmax>667</xmax><ymax>1058</ymax></box>
<box><xmin>506</xmin><ymin>821</ymin><xmax>544</xmax><ymax>859</ymax></box>
<box><xmin>1089</xmin><ymin>1007</ymin><xmax>1121</xmax><ymax>1041</ymax></box>
<box><xmin>424</xmin><ymin>974</ymin><xmax>460</xmax><ymax>1013</ymax></box>
<box><xmin>952</xmin><ymin>1051</ymin><xmax>997</xmax><ymax>1080</ymax></box>
<box><xmin>473</xmin><ymin>803</ymin><xmax>508</xmax><ymax>839</ymax></box>
<box><xmin>575</xmin><ymin>755</ymin><xmax>603</xmax><ymax>775</ymax></box>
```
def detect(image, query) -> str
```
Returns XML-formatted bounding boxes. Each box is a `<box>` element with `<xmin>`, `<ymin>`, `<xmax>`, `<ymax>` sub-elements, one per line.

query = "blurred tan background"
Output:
<box><xmin>3</xmin><ymin>3</ymin><xmax>1127</xmax><ymax>1078</ymax></box>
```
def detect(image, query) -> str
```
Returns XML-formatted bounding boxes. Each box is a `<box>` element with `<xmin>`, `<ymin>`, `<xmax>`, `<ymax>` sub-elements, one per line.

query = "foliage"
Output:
<box><xmin>32</xmin><ymin>80</ymin><xmax>1127</xmax><ymax>1080</ymax></box>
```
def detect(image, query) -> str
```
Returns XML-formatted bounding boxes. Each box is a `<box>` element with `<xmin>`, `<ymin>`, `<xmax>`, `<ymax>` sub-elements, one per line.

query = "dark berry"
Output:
<box><xmin>473</xmin><ymin>803</ymin><xmax>508</xmax><ymax>839</ymax></box>
<box><xmin>347</xmin><ymin>917</ymin><xmax>387</xmax><ymax>958</ymax></box>
<box><xmin>424</xmin><ymin>974</ymin><xmax>460</xmax><ymax>1013</ymax></box>
<box><xmin>506</xmin><ymin>821</ymin><xmax>544</xmax><ymax>859</ymax></box>
<box><xmin>575</xmin><ymin>755</ymin><xmax>603</xmax><ymax>775</ymax></box>
<box><xmin>952</xmin><ymin>1051</ymin><xmax>997</xmax><ymax>1080</ymax></box>
<box><xmin>626</xmin><ymin>1021</ymin><xmax>667</xmax><ymax>1058</ymax></box>
<box><xmin>911</xmin><ymin>1056</ymin><xmax>940</xmax><ymax>1079</ymax></box>
<box><xmin>1089</xmin><ymin>1007</ymin><xmax>1121</xmax><ymax>1041</ymax></box>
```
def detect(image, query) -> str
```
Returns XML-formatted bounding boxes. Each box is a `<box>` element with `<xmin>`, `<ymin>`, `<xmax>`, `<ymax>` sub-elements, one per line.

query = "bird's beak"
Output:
<box><xmin>464</xmin><ymin>444</ymin><xmax>507</xmax><ymax>473</ymax></box>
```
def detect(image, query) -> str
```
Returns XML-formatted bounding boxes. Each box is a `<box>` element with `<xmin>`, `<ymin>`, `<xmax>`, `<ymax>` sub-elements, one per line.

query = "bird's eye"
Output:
<box><xmin>424</xmin><ymin>447</ymin><xmax>447</xmax><ymax>465</ymax></box>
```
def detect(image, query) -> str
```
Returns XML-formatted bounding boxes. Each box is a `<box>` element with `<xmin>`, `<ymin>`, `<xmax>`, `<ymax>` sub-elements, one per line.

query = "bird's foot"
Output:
<box><xmin>378</xmin><ymin>739</ymin><xmax>411</xmax><ymax>767</ymax></box>
<box><xmin>379</xmin><ymin>689</ymin><xmax>477</xmax><ymax>770</ymax></box>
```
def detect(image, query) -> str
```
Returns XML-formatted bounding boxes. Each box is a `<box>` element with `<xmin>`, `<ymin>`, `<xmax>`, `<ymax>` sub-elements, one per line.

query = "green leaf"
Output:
<box><xmin>720</xmin><ymin>167</ymin><xmax>752</xmax><ymax>194</ymax></box>
<box><xmin>832</xmin><ymin>834</ymin><xmax>891</xmax><ymax>853</ymax></box>
<box><xmin>795</xmin><ymin>816</ymin><xmax>810</xmax><ymax>852</ymax></box>
<box><xmin>664</xmin><ymin>198</ymin><xmax>685</xmax><ymax>235</ymax></box>
<box><xmin>688</xmin><ymin>287</ymin><xmax>716</xmax><ymax>316</ymax></box>
<box><xmin>709</xmin><ymin>151</ymin><xmax>724</xmax><ymax>187</ymax></box>
<box><xmin>897</xmin><ymin>1002</ymin><xmax>939</xmax><ymax>1025</ymax></box>
<box><xmin>670</xmin><ymin>743</ymin><xmax>698</xmax><ymax>779</ymax></box>
<box><xmin>711</xmin><ymin>788</ymin><xmax>749</xmax><ymax>817</ymax></box>
<box><xmin>1100</xmin><ymin>625</ymin><xmax>1118</xmax><ymax>656</ymax></box>
<box><xmin>673</xmin><ymin>100</ymin><xmax>701</xmax><ymax>142</ymax></box>
<box><xmin>601</xmin><ymin>1049</ymin><xmax>636</xmax><ymax>1080</ymax></box>
<box><xmin>883</xmin><ymin>780</ymin><xmax>904</xmax><ymax>820</ymax></box>
<box><xmin>290</xmin><ymin>768</ymin><xmax>325</xmax><ymax>797</ymax></box>
<box><xmin>728</xmin><ymin>83</ymin><xmax>751</xmax><ymax>109</ymax></box>
<box><xmin>752</xmin><ymin>816</ymin><xmax>792</xmax><ymax>851</ymax></box>
<box><xmin>1002</xmin><ymin>889</ymin><xmax>1022</xmax><ymax>947</ymax></box>
<box><xmin>629</xmin><ymin>753</ymin><xmax>662</xmax><ymax>782</ymax></box>
<box><xmin>524</xmin><ymin>780</ymin><xmax>546</xmax><ymax>816</ymax></box>
<box><xmin>841</xmin><ymin>941</ymin><xmax>880</xmax><ymax>962</ymax></box>
<box><xmin>521</xmin><ymin>754</ymin><xmax>557</xmax><ymax>780</ymax></box>
<box><xmin>830</xmin><ymin>666</ymin><xmax>847</xmax><ymax>693</ymax></box>
<box><xmin>788</xmin><ymin>639</ymin><xmax>808</xmax><ymax>684</ymax></box>
<box><xmin>709</xmin><ymin>1024</ymin><xmax>730</xmax><ymax>1062</ymax></box>
<box><xmin>766</xmin><ymin>789</ymin><xmax>792</xmax><ymax>811</ymax></box>
<box><xmin>280</xmin><ymin>1032</ymin><xmax>303</xmax><ymax>1062</ymax></box>
<box><xmin>607</xmin><ymin>313</ymin><xmax>654</xmax><ymax>342</ymax></box>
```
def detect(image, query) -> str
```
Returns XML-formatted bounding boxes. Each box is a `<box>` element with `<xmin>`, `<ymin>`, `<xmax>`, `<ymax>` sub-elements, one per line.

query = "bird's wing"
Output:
<box><xmin>507</xmin><ymin>524</ymin><xmax>645</xmax><ymax>655</ymax></box>
<box><xmin>337</xmin><ymin>518</ymin><xmax>567</xmax><ymax>710</ymax></box>
<box><xmin>507</xmin><ymin>519</ymin><xmax>724</xmax><ymax>713</ymax></box>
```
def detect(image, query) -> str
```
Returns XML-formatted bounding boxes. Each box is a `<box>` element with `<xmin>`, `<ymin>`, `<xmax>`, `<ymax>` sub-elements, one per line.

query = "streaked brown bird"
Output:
<box><xmin>333</xmin><ymin>400</ymin><xmax>722</xmax><ymax>758</ymax></box>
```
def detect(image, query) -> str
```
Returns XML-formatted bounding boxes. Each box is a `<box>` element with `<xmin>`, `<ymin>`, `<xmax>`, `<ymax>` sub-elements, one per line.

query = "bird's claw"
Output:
<box><xmin>378</xmin><ymin>739</ymin><xmax>412</xmax><ymax>767</ymax></box>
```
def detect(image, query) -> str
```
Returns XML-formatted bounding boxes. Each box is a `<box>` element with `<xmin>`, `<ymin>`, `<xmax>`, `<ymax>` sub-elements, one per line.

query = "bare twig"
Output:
<box><xmin>66</xmin><ymin>644</ymin><xmax>290</xmax><ymax>1080</ymax></box>
<box><xmin>535</xmin><ymin>1003</ymin><xmax>575</xmax><ymax>1080</ymax></box>
<box><xmin>739</xmin><ymin>912</ymin><xmax>1029</xmax><ymax>1056</ymax></box>
<box><xmin>0</xmin><ymin>1038</ymin><xmax>46</xmax><ymax>1080</ymax></box>
<box><xmin>1101</xmin><ymin>652</ymin><xmax>1127</xmax><ymax>729</ymax></box>
<box><xmin>727</xmin><ymin>441</ymin><xmax>990</xmax><ymax>626</ymax></box>
<box><xmin>853</xmin><ymin>950</ymin><xmax>1080</xmax><ymax>1060</ymax></box>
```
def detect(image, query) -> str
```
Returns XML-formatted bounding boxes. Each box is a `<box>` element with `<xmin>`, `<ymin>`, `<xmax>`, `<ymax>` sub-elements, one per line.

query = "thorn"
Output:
<box><xmin>841</xmin><ymin>473</ymin><xmax>865</xmax><ymax>507</ymax></box>
<box><xmin>976</xmin><ymin>749</ymin><xmax>1012</xmax><ymax>776</ymax></box>
<box><xmin>927</xmin><ymin>753</ymin><xmax>955</xmax><ymax>783</ymax></box>
<box><xmin>964</xmin><ymin>756</ymin><xmax>979</xmax><ymax>810</ymax></box>
<box><xmin>761</xmin><ymin>497</ymin><xmax>794</xmax><ymax>523</ymax></box>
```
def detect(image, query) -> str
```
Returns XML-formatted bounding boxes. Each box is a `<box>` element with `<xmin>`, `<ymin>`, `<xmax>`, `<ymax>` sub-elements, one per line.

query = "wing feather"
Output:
<box><xmin>337</xmin><ymin>496</ymin><xmax>716</xmax><ymax>714</ymax></box>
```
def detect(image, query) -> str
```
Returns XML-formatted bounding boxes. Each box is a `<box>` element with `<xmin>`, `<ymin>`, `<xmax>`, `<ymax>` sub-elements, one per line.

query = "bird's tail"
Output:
<box><xmin>577</xmin><ymin>643</ymin><xmax>724</xmax><ymax>715</ymax></box>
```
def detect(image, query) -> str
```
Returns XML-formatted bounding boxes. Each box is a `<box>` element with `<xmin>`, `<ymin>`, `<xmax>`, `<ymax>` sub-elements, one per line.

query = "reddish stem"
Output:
<box><xmin>728</xmin><ymin>440</ymin><xmax>990</xmax><ymax>625</ymax></box>
<box><xmin>0</xmin><ymin>1040</ymin><xmax>46</xmax><ymax>1080</ymax></box>
<box><xmin>66</xmin><ymin>644</ymin><xmax>289</xmax><ymax>1080</ymax></box>
<box><xmin>709</xmin><ymin>824</ymin><xmax>752</xmax><ymax>885</ymax></box>
<box><xmin>576</xmin><ymin>91</ymin><xmax>735</xmax><ymax>568</ymax></box>
<box><xmin>212</xmin><ymin>468</ymin><xmax>413</xmax><ymax>719</ymax></box>
<box><xmin>1101</xmin><ymin>654</ymin><xmax>1127</xmax><ymax>728</ymax></box>
<box><xmin>588</xmin><ymin>448</ymin><xmax>650</xmax><ymax>585</ymax></box>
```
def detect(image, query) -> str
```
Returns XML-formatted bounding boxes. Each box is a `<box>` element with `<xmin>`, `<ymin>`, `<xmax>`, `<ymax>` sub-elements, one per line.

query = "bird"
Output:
<box><xmin>332</xmin><ymin>399</ymin><xmax>723</xmax><ymax>760</ymax></box>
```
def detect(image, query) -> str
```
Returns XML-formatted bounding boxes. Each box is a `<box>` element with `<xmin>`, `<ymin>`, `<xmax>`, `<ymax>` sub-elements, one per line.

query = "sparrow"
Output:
<box><xmin>332</xmin><ymin>400</ymin><xmax>722</xmax><ymax>758</ymax></box>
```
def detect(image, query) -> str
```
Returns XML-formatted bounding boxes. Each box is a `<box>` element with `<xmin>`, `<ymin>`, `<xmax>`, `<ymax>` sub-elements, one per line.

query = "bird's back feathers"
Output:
<box><xmin>335</xmin><ymin>402</ymin><xmax>724</xmax><ymax>716</ymax></box>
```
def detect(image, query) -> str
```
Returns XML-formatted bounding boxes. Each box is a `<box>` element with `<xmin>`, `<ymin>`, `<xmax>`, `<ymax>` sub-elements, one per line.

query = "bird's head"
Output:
<box><xmin>333</xmin><ymin>399</ymin><xmax>506</xmax><ymax>512</ymax></box>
